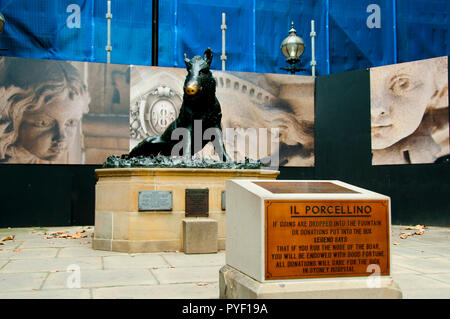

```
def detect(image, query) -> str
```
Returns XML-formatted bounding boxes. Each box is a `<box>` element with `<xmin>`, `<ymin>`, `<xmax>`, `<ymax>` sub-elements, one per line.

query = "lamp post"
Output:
<box><xmin>280</xmin><ymin>22</ymin><xmax>305</xmax><ymax>75</ymax></box>
<box><xmin>0</xmin><ymin>13</ymin><xmax>5</xmax><ymax>33</ymax></box>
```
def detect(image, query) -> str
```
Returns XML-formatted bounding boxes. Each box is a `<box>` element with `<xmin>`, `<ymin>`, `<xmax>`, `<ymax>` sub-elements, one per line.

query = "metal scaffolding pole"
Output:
<box><xmin>106</xmin><ymin>0</ymin><xmax>112</xmax><ymax>64</ymax></box>
<box><xmin>152</xmin><ymin>0</ymin><xmax>159</xmax><ymax>66</ymax></box>
<box><xmin>310</xmin><ymin>20</ymin><xmax>317</xmax><ymax>77</ymax></box>
<box><xmin>221</xmin><ymin>13</ymin><xmax>227</xmax><ymax>71</ymax></box>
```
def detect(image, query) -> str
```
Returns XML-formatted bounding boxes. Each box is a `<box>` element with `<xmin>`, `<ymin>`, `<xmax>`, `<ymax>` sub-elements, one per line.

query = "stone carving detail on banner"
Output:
<box><xmin>370</xmin><ymin>56</ymin><xmax>449</xmax><ymax>165</ymax></box>
<box><xmin>130</xmin><ymin>85</ymin><xmax>182</xmax><ymax>139</ymax></box>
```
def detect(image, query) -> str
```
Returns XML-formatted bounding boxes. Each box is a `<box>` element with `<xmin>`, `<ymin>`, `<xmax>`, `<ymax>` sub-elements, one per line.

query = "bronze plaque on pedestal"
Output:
<box><xmin>265</xmin><ymin>200</ymin><xmax>390</xmax><ymax>280</ymax></box>
<box><xmin>185</xmin><ymin>189</ymin><xmax>209</xmax><ymax>217</ymax></box>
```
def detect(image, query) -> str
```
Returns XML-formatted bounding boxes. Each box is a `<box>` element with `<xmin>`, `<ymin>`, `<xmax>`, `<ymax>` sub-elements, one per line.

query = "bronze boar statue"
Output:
<box><xmin>124</xmin><ymin>48</ymin><xmax>231</xmax><ymax>162</ymax></box>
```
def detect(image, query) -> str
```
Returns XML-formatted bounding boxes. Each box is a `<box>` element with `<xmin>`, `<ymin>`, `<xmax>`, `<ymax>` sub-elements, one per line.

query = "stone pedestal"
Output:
<box><xmin>220</xmin><ymin>265</ymin><xmax>402</xmax><ymax>299</ymax></box>
<box><xmin>183</xmin><ymin>218</ymin><xmax>218</xmax><ymax>254</ymax></box>
<box><xmin>221</xmin><ymin>179</ymin><xmax>402</xmax><ymax>299</ymax></box>
<box><xmin>92</xmin><ymin>168</ymin><xmax>279</xmax><ymax>253</ymax></box>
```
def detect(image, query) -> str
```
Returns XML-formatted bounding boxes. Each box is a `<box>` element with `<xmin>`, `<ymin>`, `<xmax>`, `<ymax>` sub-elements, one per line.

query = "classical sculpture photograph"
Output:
<box><xmin>0</xmin><ymin>57</ymin><xmax>90</xmax><ymax>164</ymax></box>
<box><xmin>370</xmin><ymin>56</ymin><xmax>449</xmax><ymax>165</ymax></box>
<box><xmin>0</xmin><ymin>57</ymin><xmax>131</xmax><ymax>165</ymax></box>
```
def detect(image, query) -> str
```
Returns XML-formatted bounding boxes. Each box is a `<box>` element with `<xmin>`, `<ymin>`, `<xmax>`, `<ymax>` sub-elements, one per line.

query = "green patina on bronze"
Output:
<box><xmin>102</xmin><ymin>155</ymin><xmax>263</xmax><ymax>169</ymax></box>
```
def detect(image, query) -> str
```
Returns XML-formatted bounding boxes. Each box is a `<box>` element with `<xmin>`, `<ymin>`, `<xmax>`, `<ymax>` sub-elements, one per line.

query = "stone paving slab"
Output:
<box><xmin>43</xmin><ymin>269</ymin><xmax>158</xmax><ymax>289</ymax></box>
<box><xmin>0</xmin><ymin>228</ymin><xmax>42</xmax><ymax>240</ymax></box>
<box><xmin>0</xmin><ymin>260</ymin><xmax>8</xmax><ymax>269</ymax></box>
<box><xmin>92</xmin><ymin>283</ymin><xmax>219</xmax><ymax>299</ymax></box>
<box><xmin>391</xmin><ymin>245</ymin><xmax>445</xmax><ymax>259</ymax></box>
<box><xmin>391</xmin><ymin>273</ymin><xmax>450</xmax><ymax>290</ymax></box>
<box><xmin>390</xmin><ymin>263</ymin><xmax>422</xmax><ymax>275</ymax></box>
<box><xmin>0</xmin><ymin>272</ymin><xmax>48</xmax><ymax>291</ymax></box>
<box><xmin>8</xmin><ymin>248</ymin><xmax>58</xmax><ymax>259</ymax></box>
<box><xmin>0</xmin><ymin>288</ymin><xmax>91</xmax><ymax>299</ymax></box>
<box><xmin>402</xmin><ymin>288</ymin><xmax>450</xmax><ymax>299</ymax></box>
<box><xmin>393</xmin><ymin>257</ymin><xmax>450</xmax><ymax>274</ymax></box>
<box><xmin>151</xmin><ymin>265</ymin><xmax>223</xmax><ymax>284</ymax></box>
<box><xmin>103</xmin><ymin>254</ymin><xmax>169</xmax><ymax>270</ymax></box>
<box><xmin>0</xmin><ymin>241</ymin><xmax>22</xmax><ymax>251</ymax></box>
<box><xmin>0</xmin><ymin>250</ymin><xmax>13</xmax><ymax>260</ymax></box>
<box><xmin>405</xmin><ymin>245</ymin><xmax>450</xmax><ymax>258</ymax></box>
<box><xmin>58</xmin><ymin>247</ymin><xmax>126</xmax><ymax>258</ymax></box>
<box><xmin>422</xmin><ymin>273</ymin><xmax>450</xmax><ymax>285</ymax></box>
<box><xmin>162</xmin><ymin>251</ymin><xmax>226</xmax><ymax>267</ymax></box>
<box><xmin>0</xmin><ymin>256</ymin><xmax>102</xmax><ymax>273</ymax></box>
<box><xmin>18</xmin><ymin>238</ymin><xmax>91</xmax><ymax>249</ymax></box>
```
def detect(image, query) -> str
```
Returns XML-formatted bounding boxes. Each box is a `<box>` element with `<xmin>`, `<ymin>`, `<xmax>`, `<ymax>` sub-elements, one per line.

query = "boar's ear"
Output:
<box><xmin>204</xmin><ymin>48</ymin><xmax>213</xmax><ymax>66</ymax></box>
<box><xmin>184</xmin><ymin>53</ymin><xmax>191</xmax><ymax>68</ymax></box>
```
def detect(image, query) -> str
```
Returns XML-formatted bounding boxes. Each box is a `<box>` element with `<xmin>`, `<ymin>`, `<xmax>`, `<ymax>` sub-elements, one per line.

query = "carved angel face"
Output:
<box><xmin>370</xmin><ymin>61</ymin><xmax>436</xmax><ymax>149</ymax></box>
<box><xmin>16</xmin><ymin>91</ymin><xmax>86</xmax><ymax>161</ymax></box>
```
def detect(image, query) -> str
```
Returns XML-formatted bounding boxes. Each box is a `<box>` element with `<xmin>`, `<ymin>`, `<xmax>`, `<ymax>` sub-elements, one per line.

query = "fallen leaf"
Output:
<box><xmin>2</xmin><ymin>235</ymin><xmax>15</xmax><ymax>241</ymax></box>
<box><xmin>13</xmin><ymin>249</ymin><xmax>21</xmax><ymax>253</ymax></box>
<box><xmin>414</xmin><ymin>229</ymin><xmax>424</xmax><ymax>236</ymax></box>
<box><xmin>0</xmin><ymin>242</ymin><xmax>4</xmax><ymax>246</ymax></box>
<box><xmin>399</xmin><ymin>232</ymin><xmax>409</xmax><ymax>239</ymax></box>
<box><xmin>405</xmin><ymin>225</ymin><xmax>425</xmax><ymax>230</ymax></box>
<box><xmin>393</xmin><ymin>242</ymin><xmax>400</xmax><ymax>246</ymax></box>
<box><xmin>196</xmin><ymin>282</ymin><xmax>208</xmax><ymax>286</ymax></box>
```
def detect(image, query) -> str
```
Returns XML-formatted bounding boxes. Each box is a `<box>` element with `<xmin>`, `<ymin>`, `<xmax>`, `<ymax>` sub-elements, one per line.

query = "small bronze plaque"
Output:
<box><xmin>185</xmin><ymin>189</ymin><xmax>209</xmax><ymax>217</ymax></box>
<box><xmin>138</xmin><ymin>190</ymin><xmax>173</xmax><ymax>211</ymax></box>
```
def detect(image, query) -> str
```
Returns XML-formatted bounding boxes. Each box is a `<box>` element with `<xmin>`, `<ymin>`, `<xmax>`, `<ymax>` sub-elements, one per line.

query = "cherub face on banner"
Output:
<box><xmin>370</xmin><ymin>57</ymin><xmax>448</xmax><ymax>150</ymax></box>
<box><xmin>0</xmin><ymin>58</ymin><xmax>90</xmax><ymax>164</ymax></box>
<box><xmin>15</xmin><ymin>93</ymin><xmax>86</xmax><ymax>161</ymax></box>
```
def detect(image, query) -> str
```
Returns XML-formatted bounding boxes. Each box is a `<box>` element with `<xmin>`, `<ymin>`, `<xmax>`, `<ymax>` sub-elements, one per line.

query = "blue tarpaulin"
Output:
<box><xmin>0</xmin><ymin>0</ymin><xmax>449</xmax><ymax>74</ymax></box>
<box><xmin>0</xmin><ymin>0</ymin><xmax>153</xmax><ymax>65</ymax></box>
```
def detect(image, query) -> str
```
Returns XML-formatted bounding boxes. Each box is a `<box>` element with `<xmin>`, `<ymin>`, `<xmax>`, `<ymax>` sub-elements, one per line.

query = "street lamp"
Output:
<box><xmin>0</xmin><ymin>13</ymin><xmax>5</xmax><ymax>33</ymax></box>
<box><xmin>280</xmin><ymin>22</ymin><xmax>305</xmax><ymax>74</ymax></box>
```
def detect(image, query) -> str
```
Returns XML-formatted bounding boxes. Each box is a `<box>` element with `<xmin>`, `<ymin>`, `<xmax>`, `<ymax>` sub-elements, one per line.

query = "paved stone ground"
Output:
<box><xmin>0</xmin><ymin>225</ymin><xmax>448</xmax><ymax>299</ymax></box>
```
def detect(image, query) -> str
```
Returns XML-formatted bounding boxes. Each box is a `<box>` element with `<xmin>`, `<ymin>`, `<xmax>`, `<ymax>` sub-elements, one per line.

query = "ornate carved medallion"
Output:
<box><xmin>131</xmin><ymin>85</ymin><xmax>182</xmax><ymax>139</ymax></box>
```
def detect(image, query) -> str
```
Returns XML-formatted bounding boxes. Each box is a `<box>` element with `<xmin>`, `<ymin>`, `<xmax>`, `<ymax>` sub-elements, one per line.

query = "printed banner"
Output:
<box><xmin>0</xmin><ymin>56</ymin><xmax>129</xmax><ymax>164</ymax></box>
<box><xmin>370</xmin><ymin>56</ymin><xmax>449</xmax><ymax>165</ymax></box>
